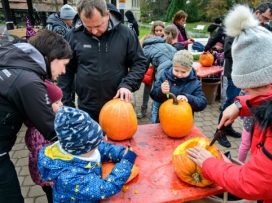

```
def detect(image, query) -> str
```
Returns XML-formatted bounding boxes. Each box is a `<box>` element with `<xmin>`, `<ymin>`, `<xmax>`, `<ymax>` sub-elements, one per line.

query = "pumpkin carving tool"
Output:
<box><xmin>209</xmin><ymin>126</ymin><xmax>226</xmax><ymax>146</ymax></box>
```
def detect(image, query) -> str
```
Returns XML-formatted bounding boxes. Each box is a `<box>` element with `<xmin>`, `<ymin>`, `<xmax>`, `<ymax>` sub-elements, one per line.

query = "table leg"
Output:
<box><xmin>223</xmin><ymin>192</ymin><xmax>228</xmax><ymax>203</ymax></box>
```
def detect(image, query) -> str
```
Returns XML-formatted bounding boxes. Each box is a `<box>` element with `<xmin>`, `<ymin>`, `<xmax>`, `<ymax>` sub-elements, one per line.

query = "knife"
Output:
<box><xmin>209</xmin><ymin>126</ymin><xmax>226</xmax><ymax>146</ymax></box>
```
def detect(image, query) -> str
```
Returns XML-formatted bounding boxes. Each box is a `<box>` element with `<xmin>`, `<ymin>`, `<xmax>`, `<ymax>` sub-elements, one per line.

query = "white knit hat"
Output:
<box><xmin>224</xmin><ymin>5</ymin><xmax>272</xmax><ymax>89</ymax></box>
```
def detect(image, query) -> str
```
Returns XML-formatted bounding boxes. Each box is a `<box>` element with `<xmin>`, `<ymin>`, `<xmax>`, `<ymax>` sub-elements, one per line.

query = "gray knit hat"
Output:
<box><xmin>224</xmin><ymin>5</ymin><xmax>272</xmax><ymax>89</ymax></box>
<box><xmin>60</xmin><ymin>4</ymin><xmax>77</xmax><ymax>20</ymax></box>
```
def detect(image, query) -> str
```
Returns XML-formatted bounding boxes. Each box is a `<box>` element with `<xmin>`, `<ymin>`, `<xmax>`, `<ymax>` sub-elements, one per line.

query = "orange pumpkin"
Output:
<box><xmin>102</xmin><ymin>162</ymin><xmax>139</xmax><ymax>183</ymax></box>
<box><xmin>172</xmin><ymin>137</ymin><xmax>223</xmax><ymax>187</ymax></box>
<box><xmin>99</xmin><ymin>99</ymin><xmax>137</xmax><ymax>141</ymax></box>
<box><xmin>159</xmin><ymin>92</ymin><xmax>193</xmax><ymax>138</ymax></box>
<box><xmin>199</xmin><ymin>52</ymin><xmax>214</xmax><ymax>67</ymax></box>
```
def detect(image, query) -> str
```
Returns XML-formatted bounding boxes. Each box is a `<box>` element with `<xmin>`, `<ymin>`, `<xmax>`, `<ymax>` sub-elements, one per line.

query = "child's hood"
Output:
<box><xmin>38</xmin><ymin>142</ymin><xmax>101</xmax><ymax>181</ymax></box>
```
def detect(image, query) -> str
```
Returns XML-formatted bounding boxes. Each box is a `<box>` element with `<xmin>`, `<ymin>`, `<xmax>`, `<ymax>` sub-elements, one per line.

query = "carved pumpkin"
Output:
<box><xmin>199</xmin><ymin>52</ymin><xmax>214</xmax><ymax>67</ymax></box>
<box><xmin>102</xmin><ymin>162</ymin><xmax>139</xmax><ymax>183</ymax></box>
<box><xmin>172</xmin><ymin>137</ymin><xmax>223</xmax><ymax>187</ymax></box>
<box><xmin>99</xmin><ymin>99</ymin><xmax>137</xmax><ymax>141</ymax></box>
<box><xmin>159</xmin><ymin>92</ymin><xmax>193</xmax><ymax>138</ymax></box>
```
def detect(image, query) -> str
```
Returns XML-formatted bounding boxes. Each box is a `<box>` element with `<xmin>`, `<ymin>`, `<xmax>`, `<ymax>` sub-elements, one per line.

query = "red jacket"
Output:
<box><xmin>202</xmin><ymin>89</ymin><xmax>272</xmax><ymax>203</ymax></box>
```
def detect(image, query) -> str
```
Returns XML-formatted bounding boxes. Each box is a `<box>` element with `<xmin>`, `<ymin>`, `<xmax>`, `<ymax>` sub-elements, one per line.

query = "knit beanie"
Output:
<box><xmin>60</xmin><ymin>4</ymin><xmax>77</xmax><ymax>20</ymax></box>
<box><xmin>225</xmin><ymin>5</ymin><xmax>272</xmax><ymax>89</ymax></box>
<box><xmin>55</xmin><ymin>106</ymin><xmax>103</xmax><ymax>156</ymax></box>
<box><xmin>214</xmin><ymin>18</ymin><xmax>222</xmax><ymax>24</ymax></box>
<box><xmin>44</xmin><ymin>80</ymin><xmax>63</xmax><ymax>103</ymax></box>
<box><xmin>172</xmin><ymin>50</ymin><xmax>193</xmax><ymax>71</ymax></box>
<box><xmin>26</xmin><ymin>17</ymin><xmax>36</xmax><ymax>38</ymax></box>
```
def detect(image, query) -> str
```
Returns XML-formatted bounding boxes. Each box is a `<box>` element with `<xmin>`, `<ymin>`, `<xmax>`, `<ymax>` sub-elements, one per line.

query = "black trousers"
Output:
<box><xmin>42</xmin><ymin>186</ymin><xmax>53</xmax><ymax>203</ymax></box>
<box><xmin>0</xmin><ymin>154</ymin><xmax>24</xmax><ymax>203</ymax></box>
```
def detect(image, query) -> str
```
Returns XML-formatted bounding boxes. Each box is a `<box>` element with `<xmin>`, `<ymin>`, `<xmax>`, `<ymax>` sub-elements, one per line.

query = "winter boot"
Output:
<box><xmin>137</xmin><ymin>106</ymin><xmax>147</xmax><ymax>119</ymax></box>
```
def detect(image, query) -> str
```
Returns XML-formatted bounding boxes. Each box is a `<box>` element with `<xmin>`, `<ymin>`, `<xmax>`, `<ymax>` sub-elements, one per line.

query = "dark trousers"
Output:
<box><xmin>42</xmin><ymin>186</ymin><xmax>53</xmax><ymax>203</ymax></box>
<box><xmin>218</xmin><ymin>78</ymin><xmax>241</xmax><ymax>130</ymax></box>
<box><xmin>0</xmin><ymin>155</ymin><xmax>24</xmax><ymax>203</ymax></box>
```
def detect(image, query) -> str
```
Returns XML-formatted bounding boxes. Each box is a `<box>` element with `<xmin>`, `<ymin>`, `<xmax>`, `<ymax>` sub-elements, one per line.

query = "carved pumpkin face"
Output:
<box><xmin>102</xmin><ymin>162</ymin><xmax>139</xmax><ymax>183</ymax></box>
<box><xmin>199</xmin><ymin>52</ymin><xmax>214</xmax><ymax>67</ymax></box>
<box><xmin>172</xmin><ymin>137</ymin><xmax>223</xmax><ymax>187</ymax></box>
<box><xmin>99</xmin><ymin>99</ymin><xmax>137</xmax><ymax>141</ymax></box>
<box><xmin>159</xmin><ymin>93</ymin><xmax>193</xmax><ymax>138</ymax></box>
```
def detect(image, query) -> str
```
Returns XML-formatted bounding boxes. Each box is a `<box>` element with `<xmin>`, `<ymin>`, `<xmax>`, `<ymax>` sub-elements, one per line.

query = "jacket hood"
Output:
<box><xmin>0</xmin><ymin>43</ymin><xmax>47</xmax><ymax>77</ymax></box>
<box><xmin>207</xmin><ymin>24</ymin><xmax>220</xmax><ymax>32</ymax></box>
<box><xmin>143</xmin><ymin>37</ymin><xmax>166</xmax><ymax>47</ymax></box>
<box><xmin>46</xmin><ymin>13</ymin><xmax>66</xmax><ymax>27</ymax></box>
<box><xmin>39</xmin><ymin>142</ymin><xmax>101</xmax><ymax>181</ymax></box>
<box><xmin>251</xmin><ymin>98</ymin><xmax>272</xmax><ymax>129</ymax></box>
<box><xmin>172</xmin><ymin>42</ymin><xmax>185</xmax><ymax>51</ymax></box>
<box><xmin>165</xmin><ymin>67</ymin><xmax>197</xmax><ymax>83</ymax></box>
<box><xmin>72</xmin><ymin>3</ymin><xmax>122</xmax><ymax>31</ymax></box>
<box><xmin>125</xmin><ymin>10</ymin><xmax>135</xmax><ymax>22</ymax></box>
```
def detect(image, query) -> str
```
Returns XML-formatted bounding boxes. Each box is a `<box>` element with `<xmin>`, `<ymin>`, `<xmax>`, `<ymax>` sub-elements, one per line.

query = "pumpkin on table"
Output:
<box><xmin>172</xmin><ymin>137</ymin><xmax>223</xmax><ymax>187</ymax></box>
<box><xmin>199</xmin><ymin>52</ymin><xmax>214</xmax><ymax>67</ymax></box>
<box><xmin>102</xmin><ymin>162</ymin><xmax>139</xmax><ymax>183</ymax></box>
<box><xmin>99</xmin><ymin>99</ymin><xmax>137</xmax><ymax>141</ymax></box>
<box><xmin>159</xmin><ymin>92</ymin><xmax>193</xmax><ymax>138</ymax></box>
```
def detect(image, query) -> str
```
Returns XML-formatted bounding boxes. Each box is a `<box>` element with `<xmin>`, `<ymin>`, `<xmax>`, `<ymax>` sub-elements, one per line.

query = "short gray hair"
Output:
<box><xmin>77</xmin><ymin>0</ymin><xmax>107</xmax><ymax>18</ymax></box>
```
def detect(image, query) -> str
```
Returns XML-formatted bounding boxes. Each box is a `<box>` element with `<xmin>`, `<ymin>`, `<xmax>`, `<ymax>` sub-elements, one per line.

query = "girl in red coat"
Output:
<box><xmin>187</xmin><ymin>5</ymin><xmax>272</xmax><ymax>203</ymax></box>
<box><xmin>24</xmin><ymin>80</ymin><xmax>63</xmax><ymax>203</ymax></box>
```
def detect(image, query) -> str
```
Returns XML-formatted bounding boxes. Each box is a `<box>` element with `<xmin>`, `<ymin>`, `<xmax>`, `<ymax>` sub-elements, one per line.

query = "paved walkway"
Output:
<box><xmin>11</xmin><ymin>83</ymin><xmax>244</xmax><ymax>202</ymax></box>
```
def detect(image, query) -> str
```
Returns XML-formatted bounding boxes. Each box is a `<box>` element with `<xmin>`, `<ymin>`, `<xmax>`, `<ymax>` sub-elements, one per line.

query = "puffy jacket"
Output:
<box><xmin>150</xmin><ymin>67</ymin><xmax>207</xmax><ymax>112</ymax></box>
<box><xmin>0</xmin><ymin>43</ymin><xmax>57</xmax><ymax>158</ymax></box>
<box><xmin>46</xmin><ymin>13</ymin><xmax>70</xmax><ymax>37</ymax></box>
<box><xmin>202</xmin><ymin>90</ymin><xmax>272</xmax><ymax>203</ymax></box>
<box><xmin>38</xmin><ymin>142</ymin><xmax>136</xmax><ymax>203</ymax></box>
<box><xmin>24</xmin><ymin>121</ymin><xmax>54</xmax><ymax>187</ymax></box>
<box><xmin>142</xmin><ymin>37</ymin><xmax>176</xmax><ymax>81</ymax></box>
<box><xmin>57</xmin><ymin>3</ymin><xmax>146</xmax><ymax>115</ymax></box>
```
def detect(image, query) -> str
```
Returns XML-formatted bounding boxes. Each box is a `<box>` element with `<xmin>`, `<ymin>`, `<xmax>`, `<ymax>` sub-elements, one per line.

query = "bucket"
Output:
<box><xmin>201</xmin><ymin>79</ymin><xmax>221</xmax><ymax>104</ymax></box>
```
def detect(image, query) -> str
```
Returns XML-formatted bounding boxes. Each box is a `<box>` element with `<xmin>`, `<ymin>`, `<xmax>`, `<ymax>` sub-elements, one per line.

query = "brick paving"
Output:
<box><xmin>11</xmin><ymin>83</ymin><xmax>243</xmax><ymax>202</ymax></box>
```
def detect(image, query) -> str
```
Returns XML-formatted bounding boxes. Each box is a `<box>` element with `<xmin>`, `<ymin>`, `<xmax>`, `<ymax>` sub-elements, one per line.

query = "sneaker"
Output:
<box><xmin>217</xmin><ymin>131</ymin><xmax>231</xmax><ymax>148</ymax></box>
<box><xmin>225</xmin><ymin>128</ymin><xmax>241</xmax><ymax>138</ymax></box>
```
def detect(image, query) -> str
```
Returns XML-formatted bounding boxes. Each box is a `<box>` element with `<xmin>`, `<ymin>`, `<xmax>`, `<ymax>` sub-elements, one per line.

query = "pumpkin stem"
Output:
<box><xmin>192</xmin><ymin>172</ymin><xmax>202</xmax><ymax>183</ymax></box>
<box><xmin>168</xmin><ymin>92</ymin><xmax>178</xmax><ymax>105</ymax></box>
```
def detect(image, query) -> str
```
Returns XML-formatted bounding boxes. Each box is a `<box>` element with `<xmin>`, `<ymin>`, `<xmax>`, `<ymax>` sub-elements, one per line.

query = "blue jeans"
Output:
<box><xmin>151</xmin><ymin>101</ymin><xmax>161</xmax><ymax>124</ymax></box>
<box><xmin>218</xmin><ymin>78</ymin><xmax>241</xmax><ymax>130</ymax></box>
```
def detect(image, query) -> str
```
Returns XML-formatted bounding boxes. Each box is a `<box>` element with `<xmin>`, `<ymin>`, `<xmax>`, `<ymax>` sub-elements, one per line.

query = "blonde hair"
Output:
<box><xmin>142</xmin><ymin>34</ymin><xmax>155</xmax><ymax>42</ymax></box>
<box><xmin>150</xmin><ymin>21</ymin><xmax>165</xmax><ymax>35</ymax></box>
<box><xmin>164</xmin><ymin>25</ymin><xmax>178</xmax><ymax>44</ymax></box>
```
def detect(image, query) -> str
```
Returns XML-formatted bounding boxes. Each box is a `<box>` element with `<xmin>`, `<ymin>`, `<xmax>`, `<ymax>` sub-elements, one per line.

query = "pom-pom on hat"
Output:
<box><xmin>55</xmin><ymin>106</ymin><xmax>103</xmax><ymax>156</ymax></box>
<box><xmin>224</xmin><ymin>5</ymin><xmax>272</xmax><ymax>89</ymax></box>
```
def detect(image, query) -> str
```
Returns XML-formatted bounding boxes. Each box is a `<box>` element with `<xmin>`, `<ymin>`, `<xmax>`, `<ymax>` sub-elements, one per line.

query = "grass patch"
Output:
<box><xmin>193</xmin><ymin>54</ymin><xmax>201</xmax><ymax>61</ymax></box>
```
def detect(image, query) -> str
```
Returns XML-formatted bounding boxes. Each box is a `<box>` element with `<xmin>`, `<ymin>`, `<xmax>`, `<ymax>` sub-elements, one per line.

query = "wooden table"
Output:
<box><xmin>102</xmin><ymin>124</ymin><xmax>228</xmax><ymax>203</ymax></box>
<box><xmin>193</xmin><ymin>62</ymin><xmax>224</xmax><ymax>81</ymax></box>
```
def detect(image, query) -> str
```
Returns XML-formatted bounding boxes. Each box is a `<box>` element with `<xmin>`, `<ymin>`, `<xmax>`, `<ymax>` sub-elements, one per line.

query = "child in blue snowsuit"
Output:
<box><xmin>38</xmin><ymin>106</ymin><xmax>137</xmax><ymax>203</ymax></box>
<box><xmin>150</xmin><ymin>50</ymin><xmax>207</xmax><ymax>121</ymax></box>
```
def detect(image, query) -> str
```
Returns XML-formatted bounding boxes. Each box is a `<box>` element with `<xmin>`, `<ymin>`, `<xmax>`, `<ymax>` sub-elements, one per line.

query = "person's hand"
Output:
<box><xmin>114</xmin><ymin>88</ymin><xmax>132</xmax><ymax>102</ymax></box>
<box><xmin>123</xmin><ymin>145</ymin><xmax>133</xmax><ymax>156</ymax></box>
<box><xmin>177</xmin><ymin>95</ymin><xmax>188</xmax><ymax>102</ymax></box>
<box><xmin>218</xmin><ymin>103</ymin><xmax>240</xmax><ymax>129</ymax></box>
<box><xmin>188</xmin><ymin>39</ymin><xmax>194</xmax><ymax>44</ymax></box>
<box><xmin>186</xmin><ymin>147</ymin><xmax>214</xmax><ymax>167</ymax></box>
<box><xmin>161</xmin><ymin>80</ymin><xmax>170</xmax><ymax>94</ymax></box>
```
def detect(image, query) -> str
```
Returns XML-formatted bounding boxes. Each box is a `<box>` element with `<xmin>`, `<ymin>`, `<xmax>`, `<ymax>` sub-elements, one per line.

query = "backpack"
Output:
<box><xmin>45</xmin><ymin>22</ymin><xmax>67</xmax><ymax>32</ymax></box>
<box><xmin>192</xmin><ymin>42</ymin><xmax>205</xmax><ymax>52</ymax></box>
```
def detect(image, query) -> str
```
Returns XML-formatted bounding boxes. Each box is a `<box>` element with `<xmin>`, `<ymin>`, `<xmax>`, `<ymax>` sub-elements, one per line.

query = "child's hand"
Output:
<box><xmin>177</xmin><ymin>95</ymin><xmax>188</xmax><ymax>102</ymax></box>
<box><xmin>161</xmin><ymin>80</ymin><xmax>170</xmax><ymax>94</ymax></box>
<box><xmin>123</xmin><ymin>145</ymin><xmax>133</xmax><ymax>156</ymax></box>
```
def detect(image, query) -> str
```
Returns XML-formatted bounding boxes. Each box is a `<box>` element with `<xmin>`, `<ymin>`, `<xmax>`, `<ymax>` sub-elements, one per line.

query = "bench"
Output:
<box><xmin>193</xmin><ymin>25</ymin><xmax>205</xmax><ymax>33</ymax></box>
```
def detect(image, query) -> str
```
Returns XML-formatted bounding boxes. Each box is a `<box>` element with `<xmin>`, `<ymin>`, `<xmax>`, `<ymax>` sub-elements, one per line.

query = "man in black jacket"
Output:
<box><xmin>57</xmin><ymin>0</ymin><xmax>146</xmax><ymax>123</ymax></box>
<box><xmin>0</xmin><ymin>31</ymin><xmax>72</xmax><ymax>202</ymax></box>
<box><xmin>204</xmin><ymin>2</ymin><xmax>272</xmax><ymax>148</ymax></box>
